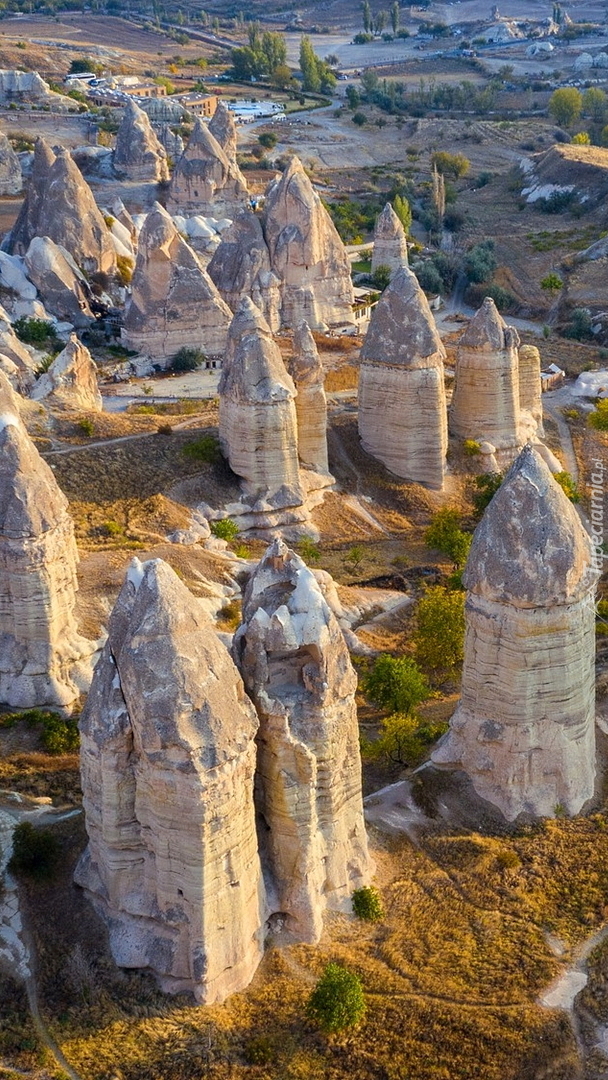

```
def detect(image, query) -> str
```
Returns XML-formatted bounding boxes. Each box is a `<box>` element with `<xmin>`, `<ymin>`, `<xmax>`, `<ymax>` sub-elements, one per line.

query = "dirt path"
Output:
<box><xmin>43</xmin><ymin>414</ymin><xmax>206</xmax><ymax>456</ymax></box>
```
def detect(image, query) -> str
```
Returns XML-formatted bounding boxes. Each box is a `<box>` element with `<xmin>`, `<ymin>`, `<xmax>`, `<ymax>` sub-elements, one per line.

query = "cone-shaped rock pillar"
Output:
<box><xmin>207</xmin><ymin>210</ymin><xmax>281</xmax><ymax>331</ymax></box>
<box><xmin>166</xmin><ymin>117</ymin><xmax>249</xmax><ymax>217</ymax></box>
<box><xmin>433</xmin><ymin>445</ymin><xmax>597</xmax><ymax>820</ymax></box>
<box><xmin>518</xmin><ymin>343</ymin><xmax>544</xmax><ymax>438</ymax></box>
<box><xmin>371</xmin><ymin>202</ymin><xmax>409</xmax><ymax>277</ymax></box>
<box><xmin>288</xmin><ymin>322</ymin><xmax>330</xmax><ymax>475</ymax></box>
<box><xmin>113</xmin><ymin>99</ymin><xmax>169</xmax><ymax>182</ymax></box>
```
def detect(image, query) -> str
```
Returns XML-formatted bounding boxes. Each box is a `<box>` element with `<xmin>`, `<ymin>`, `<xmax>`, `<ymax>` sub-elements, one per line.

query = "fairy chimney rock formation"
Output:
<box><xmin>518</xmin><ymin>343</ymin><xmax>544</xmax><ymax>438</ymax></box>
<box><xmin>0</xmin><ymin>130</ymin><xmax>21</xmax><ymax>194</ymax></box>
<box><xmin>358</xmin><ymin>265</ymin><xmax>448</xmax><ymax>489</ymax></box>
<box><xmin>122</xmin><ymin>202</ymin><xmax>232</xmax><ymax>360</ymax></box>
<box><xmin>166</xmin><ymin>117</ymin><xmax>249</xmax><ymax>217</ymax></box>
<box><xmin>0</xmin><ymin>372</ymin><xmax>94</xmax><ymax>709</ymax></box>
<box><xmin>234</xmin><ymin>540</ymin><xmax>370</xmax><ymax>942</ymax></box>
<box><xmin>208</xmin><ymin>101</ymin><xmax>238</xmax><ymax>168</ymax></box>
<box><xmin>113</xmin><ymin>99</ymin><xmax>169</xmax><ymax>183</ymax></box>
<box><xmin>433</xmin><ymin>445</ymin><xmax>597</xmax><ymax>820</ymax></box>
<box><xmin>218</xmin><ymin>300</ymin><xmax>304</xmax><ymax>520</ymax></box>
<box><xmin>207</xmin><ymin>211</ymin><xmax>281</xmax><ymax>331</ymax></box>
<box><xmin>288</xmin><ymin>322</ymin><xmax>330</xmax><ymax>475</ymax></box>
<box><xmin>450</xmin><ymin>297</ymin><xmax>523</xmax><ymax>466</ymax></box>
<box><xmin>262</xmin><ymin>157</ymin><xmax>355</xmax><ymax>330</ymax></box>
<box><xmin>8</xmin><ymin>144</ymin><xmax>116</xmax><ymax>276</ymax></box>
<box><xmin>75</xmin><ymin>557</ymin><xmax>265</xmax><ymax>1004</ymax></box>
<box><xmin>31</xmin><ymin>335</ymin><xmax>102</xmax><ymax>412</ymax></box>
<box><xmin>371</xmin><ymin>202</ymin><xmax>409</xmax><ymax>277</ymax></box>
<box><xmin>24</xmin><ymin>236</ymin><xmax>94</xmax><ymax>329</ymax></box>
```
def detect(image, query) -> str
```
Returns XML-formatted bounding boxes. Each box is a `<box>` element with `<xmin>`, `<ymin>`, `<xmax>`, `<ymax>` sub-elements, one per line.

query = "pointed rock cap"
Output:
<box><xmin>360</xmin><ymin>265</ymin><xmax>446</xmax><ymax>368</ymax></box>
<box><xmin>463</xmin><ymin>444</ymin><xmax>596</xmax><ymax>607</ymax></box>
<box><xmin>209</xmin><ymin>101</ymin><xmax>237</xmax><ymax>157</ymax></box>
<box><xmin>242</xmin><ymin>538</ymin><xmax>330</xmax><ymax>631</ymax></box>
<box><xmin>0</xmin><ymin>372</ymin><xmax>69</xmax><ymax>537</ymax></box>
<box><xmin>139</xmin><ymin>200</ymin><xmax>180</xmax><ymax>250</ymax></box>
<box><xmin>207</xmin><ymin>210</ymin><xmax>269</xmax><ymax>290</ymax></box>
<box><xmin>375</xmin><ymin>202</ymin><xmax>405</xmax><ymax>238</ymax></box>
<box><xmin>264</xmin><ymin>155</ymin><xmax>312</xmax><ymax>208</ymax></box>
<box><xmin>459</xmin><ymin>296</ymin><xmax>520</xmax><ymax>351</ymax></box>
<box><xmin>289</xmin><ymin>321</ymin><xmax>322</xmax><ymax>385</ymax></box>
<box><xmin>220</xmin><ymin>297</ymin><xmax>271</xmax><ymax>390</ymax></box>
<box><xmin>109</xmin><ymin>557</ymin><xmax>258</xmax><ymax>765</ymax></box>
<box><xmin>222</xmin><ymin>304</ymin><xmax>294</xmax><ymax>404</ymax></box>
<box><xmin>32</xmin><ymin>136</ymin><xmax>56</xmax><ymax>176</ymax></box>
<box><xmin>183</xmin><ymin>116</ymin><xmax>230</xmax><ymax>167</ymax></box>
<box><xmin>46</xmin><ymin>333</ymin><xmax>97</xmax><ymax>376</ymax></box>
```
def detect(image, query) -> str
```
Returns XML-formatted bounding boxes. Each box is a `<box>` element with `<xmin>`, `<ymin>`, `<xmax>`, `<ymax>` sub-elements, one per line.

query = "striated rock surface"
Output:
<box><xmin>24</xmin><ymin>236</ymin><xmax>94</xmax><ymax>328</ymax></box>
<box><xmin>358</xmin><ymin>266</ymin><xmax>448</xmax><ymax>489</ymax></box>
<box><xmin>113</xmin><ymin>100</ymin><xmax>169</xmax><ymax>182</ymax></box>
<box><xmin>7</xmin><ymin>142</ymin><xmax>116</xmax><ymax>276</ymax></box>
<box><xmin>518</xmin><ymin>343</ymin><xmax>544</xmax><ymax>438</ymax></box>
<box><xmin>208</xmin><ymin>102</ymin><xmax>238</xmax><ymax>168</ymax></box>
<box><xmin>31</xmin><ymin>335</ymin><xmax>101</xmax><ymax>412</ymax></box>
<box><xmin>122</xmin><ymin>202</ymin><xmax>232</xmax><ymax>361</ymax></box>
<box><xmin>75</xmin><ymin>557</ymin><xmax>265</xmax><ymax>1003</ymax></box>
<box><xmin>155</xmin><ymin>122</ymin><xmax>184</xmax><ymax>163</ymax></box>
<box><xmin>0</xmin><ymin>372</ymin><xmax>94</xmax><ymax>709</ymax></box>
<box><xmin>166</xmin><ymin>117</ymin><xmax>249</xmax><ymax>217</ymax></box>
<box><xmin>371</xmin><ymin>202</ymin><xmax>408</xmax><ymax>277</ymax></box>
<box><xmin>234</xmin><ymin>540</ymin><xmax>370</xmax><ymax>942</ymax></box>
<box><xmin>433</xmin><ymin>445</ymin><xmax>597</xmax><ymax>820</ymax></box>
<box><xmin>218</xmin><ymin>300</ymin><xmax>303</xmax><ymax>519</ymax></box>
<box><xmin>207</xmin><ymin>211</ymin><xmax>280</xmax><ymax>331</ymax></box>
<box><xmin>0</xmin><ymin>303</ymin><xmax>37</xmax><ymax>390</ymax></box>
<box><xmin>263</xmin><ymin>157</ymin><xmax>354</xmax><ymax>330</ymax></box>
<box><xmin>288</xmin><ymin>322</ymin><xmax>330</xmax><ymax>474</ymax></box>
<box><xmin>0</xmin><ymin>130</ymin><xmax>21</xmax><ymax>195</ymax></box>
<box><xmin>450</xmin><ymin>297</ymin><xmax>522</xmax><ymax>466</ymax></box>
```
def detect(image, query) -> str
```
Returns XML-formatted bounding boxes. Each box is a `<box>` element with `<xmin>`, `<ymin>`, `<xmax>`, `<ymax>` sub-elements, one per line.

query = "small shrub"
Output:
<box><xmin>352</xmin><ymin>885</ymin><xmax>384</xmax><ymax>922</ymax></box>
<box><xmin>496</xmin><ymin>848</ymin><xmax>521</xmax><ymax>870</ymax></box>
<box><xmin>430</xmin><ymin>151</ymin><xmax>470</xmax><ymax>179</ymax></box>
<box><xmin>554</xmin><ymin>470</ymin><xmax>580</xmax><ymax>502</ymax></box>
<box><xmin>77</xmin><ymin>418</ymin><xmax>95</xmax><ymax>437</ymax></box>
<box><xmin>563</xmin><ymin>407</ymin><xmax>580</xmax><ymax>420</ymax></box>
<box><xmin>13</xmin><ymin>317</ymin><xmax>59</xmax><ymax>347</ymax></box>
<box><xmin>245</xmin><ymin>1035</ymin><xmax>277</xmax><ymax>1066</ymax></box>
<box><xmin>424</xmin><ymin>508</ymin><xmax>472</xmax><ymax>569</ymax></box>
<box><xmin>182</xmin><ymin>435</ymin><xmax>220</xmax><ymax>462</ymax></box>
<box><xmin>9</xmin><ymin>821</ymin><xmax>60</xmax><ymax>879</ymax></box>
<box><xmin>307</xmin><ymin>963</ymin><xmax>366</xmax><ymax>1033</ymax></box>
<box><xmin>298</xmin><ymin>536</ymin><xmax>321</xmax><ymax>564</ymax></box>
<box><xmin>116</xmin><ymin>254</ymin><xmax>133</xmax><ymax>285</ymax></box>
<box><xmin>35</xmin><ymin>712</ymin><xmax>79</xmax><ymax>754</ymax></box>
<box><xmin>35</xmin><ymin>353</ymin><xmax>56</xmax><ymax>377</ymax></box>
<box><xmin>210</xmin><ymin>517</ymin><xmax>239</xmax><ymax>541</ymax></box>
<box><xmin>352</xmin><ymin>111</ymin><xmax>367</xmax><ymax>126</ymax></box>
<box><xmin>157</xmin><ymin>423</ymin><xmax>173</xmax><ymax>435</ymax></box>
<box><xmin>476</xmin><ymin>170</ymin><xmax>492</xmax><ymax>187</ymax></box>
<box><xmin>572</xmin><ymin>131</ymin><xmax>590</xmax><ymax>145</ymax></box>
<box><xmin>473</xmin><ymin>471</ymin><xmax>504</xmax><ymax>515</ymax></box>
<box><xmin>371</xmin><ymin>265</ymin><xmax>391</xmax><ymax>291</ymax></box>
<box><xmin>171</xmin><ymin>347</ymin><xmax>206</xmax><ymax>373</ymax></box>
<box><xmin>565</xmin><ymin>307</ymin><xmax>593</xmax><ymax>341</ymax></box>
<box><xmin>345</xmin><ymin>545</ymin><xmax>366</xmax><ymax>570</ymax></box>
<box><xmin>100</xmin><ymin>519</ymin><xmax>122</xmax><ymax>537</ymax></box>
<box><xmin>463</xmin><ymin>438</ymin><xmax>481</xmax><ymax>456</ymax></box>
<box><xmin>258</xmin><ymin>131</ymin><xmax>278</xmax><ymax>149</ymax></box>
<box><xmin>540</xmin><ymin>272</ymin><xmax>563</xmax><ymax>290</ymax></box>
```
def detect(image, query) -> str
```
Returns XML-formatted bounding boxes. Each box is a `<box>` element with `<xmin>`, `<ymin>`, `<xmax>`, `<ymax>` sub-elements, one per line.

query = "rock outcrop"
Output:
<box><xmin>433</xmin><ymin>445</ymin><xmax>597</xmax><ymax>820</ymax></box>
<box><xmin>113</xmin><ymin>100</ymin><xmax>170</xmax><ymax>182</ymax></box>
<box><xmin>449</xmin><ymin>297</ymin><xmax>522</xmax><ymax>467</ymax></box>
<box><xmin>0</xmin><ymin>304</ymin><xmax>37</xmax><ymax>390</ymax></box>
<box><xmin>121</xmin><ymin>202</ymin><xmax>232</xmax><ymax>361</ymax></box>
<box><xmin>75</xmin><ymin>557</ymin><xmax>265</xmax><ymax>1003</ymax></box>
<box><xmin>518</xmin><ymin>343</ymin><xmax>544</xmax><ymax>438</ymax></box>
<box><xmin>371</xmin><ymin>202</ymin><xmax>409</xmax><ymax>277</ymax></box>
<box><xmin>24</xmin><ymin>236</ymin><xmax>94</xmax><ymax>328</ymax></box>
<box><xmin>234</xmin><ymin>540</ymin><xmax>370</xmax><ymax>943</ymax></box>
<box><xmin>0</xmin><ymin>130</ymin><xmax>21</xmax><ymax>195</ymax></box>
<box><xmin>208</xmin><ymin>101</ymin><xmax>238</xmax><ymax>168</ymax></box>
<box><xmin>263</xmin><ymin>157</ymin><xmax>354</xmax><ymax>330</ymax></box>
<box><xmin>358</xmin><ymin>265</ymin><xmax>448</xmax><ymax>489</ymax></box>
<box><xmin>155</xmin><ymin>122</ymin><xmax>184</xmax><ymax>163</ymax></box>
<box><xmin>288</xmin><ymin>322</ymin><xmax>330</xmax><ymax>474</ymax></box>
<box><xmin>7</xmin><ymin>142</ymin><xmax>116</xmax><ymax>276</ymax></box>
<box><xmin>0</xmin><ymin>372</ymin><xmax>94</xmax><ymax>709</ymax></box>
<box><xmin>218</xmin><ymin>300</ymin><xmax>304</xmax><ymax>524</ymax></box>
<box><xmin>31</xmin><ymin>335</ymin><xmax>101</xmax><ymax>412</ymax></box>
<box><xmin>166</xmin><ymin>117</ymin><xmax>249</xmax><ymax>217</ymax></box>
<box><xmin>207</xmin><ymin>211</ymin><xmax>281</xmax><ymax>331</ymax></box>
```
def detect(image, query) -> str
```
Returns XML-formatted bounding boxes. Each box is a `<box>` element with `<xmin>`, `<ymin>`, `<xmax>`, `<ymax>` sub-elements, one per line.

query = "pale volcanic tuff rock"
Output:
<box><xmin>262</xmin><ymin>157</ymin><xmax>355</xmax><ymax>330</ymax></box>
<box><xmin>371</xmin><ymin>202</ymin><xmax>409</xmax><ymax>277</ymax></box>
<box><xmin>0</xmin><ymin>131</ymin><xmax>21</xmax><ymax>195</ymax></box>
<box><xmin>358</xmin><ymin>266</ymin><xmax>448</xmax><ymax>490</ymax></box>
<box><xmin>75</xmin><ymin>558</ymin><xmax>265</xmax><ymax>1003</ymax></box>
<box><xmin>113</xmin><ymin>100</ymin><xmax>169</xmax><ymax>183</ymax></box>
<box><xmin>121</xmin><ymin>203</ymin><xmax>232</xmax><ymax>361</ymax></box>
<box><xmin>433</xmin><ymin>446</ymin><xmax>597</xmax><ymax>821</ymax></box>
<box><xmin>31</xmin><ymin>335</ymin><xmax>101</xmax><ymax>412</ymax></box>
<box><xmin>518</xmin><ymin>343</ymin><xmax>544</xmax><ymax>438</ymax></box>
<box><xmin>207</xmin><ymin>211</ymin><xmax>281</xmax><ymax>332</ymax></box>
<box><xmin>218</xmin><ymin>300</ymin><xmax>304</xmax><ymax>525</ymax></box>
<box><xmin>155</xmin><ymin>123</ymin><xmax>184</xmax><ymax>163</ymax></box>
<box><xmin>234</xmin><ymin>540</ymin><xmax>370</xmax><ymax>943</ymax></box>
<box><xmin>288</xmin><ymin>322</ymin><xmax>330</xmax><ymax>475</ymax></box>
<box><xmin>450</xmin><ymin>298</ymin><xmax>523</xmax><ymax>467</ymax></box>
<box><xmin>208</xmin><ymin>101</ymin><xmax>238</xmax><ymax>168</ymax></box>
<box><xmin>7</xmin><ymin>141</ymin><xmax>116</xmax><ymax>276</ymax></box>
<box><xmin>24</xmin><ymin>236</ymin><xmax>94</xmax><ymax>329</ymax></box>
<box><xmin>166</xmin><ymin>117</ymin><xmax>249</xmax><ymax>217</ymax></box>
<box><xmin>0</xmin><ymin>304</ymin><xmax>37</xmax><ymax>391</ymax></box>
<box><xmin>0</xmin><ymin>373</ymin><xmax>95</xmax><ymax>710</ymax></box>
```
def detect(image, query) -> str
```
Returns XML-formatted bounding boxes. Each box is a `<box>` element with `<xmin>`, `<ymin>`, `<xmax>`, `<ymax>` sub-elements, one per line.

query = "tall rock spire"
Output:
<box><xmin>208</xmin><ymin>101</ymin><xmax>238</xmax><ymax>168</ymax></box>
<box><xmin>166</xmin><ymin>117</ymin><xmax>249</xmax><ymax>216</ymax></box>
<box><xmin>358</xmin><ymin>265</ymin><xmax>448</xmax><ymax>489</ymax></box>
<box><xmin>288</xmin><ymin>322</ymin><xmax>330</xmax><ymax>475</ymax></box>
<box><xmin>433</xmin><ymin>445</ymin><xmax>597</xmax><ymax>820</ymax></box>
<box><xmin>113</xmin><ymin>99</ymin><xmax>169</xmax><ymax>182</ymax></box>
<box><xmin>371</xmin><ymin>202</ymin><xmax>409</xmax><ymax>277</ymax></box>
<box><xmin>208</xmin><ymin>210</ymin><xmax>281</xmax><ymax>331</ymax></box>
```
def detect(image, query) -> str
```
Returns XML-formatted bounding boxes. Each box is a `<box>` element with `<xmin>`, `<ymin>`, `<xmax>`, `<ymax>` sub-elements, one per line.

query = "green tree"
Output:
<box><xmin>424</xmin><ymin>508</ymin><xmax>472</xmax><ymax>568</ymax></box>
<box><xmin>258</xmin><ymin>131</ymin><xmax>278</xmax><ymax>149</ymax></box>
<box><xmin>362</xmin><ymin>0</ymin><xmax>372</xmax><ymax>31</ymax></box>
<box><xmin>364</xmin><ymin>654</ymin><xmax>431</xmax><ymax>716</ymax></box>
<box><xmin>430</xmin><ymin>150</ymin><xmax>470</xmax><ymax>179</ymax></box>
<box><xmin>390</xmin><ymin>0</ymin><xmax>400</xmax><ymax>33</ymax></box>
<box><xmin>352</xmin><ymin>111</ymin><xmax>367</xmax><ymax>126</ymax></box>
<box><xmin>352</xmin><ymin>886</ymin><xmax>384</xmax><ymax>922</ymax></box>
<box><xmin>370</xmin><ymin>711</ymin><xmax>447</xmax><ymax>765</ymax></box>
<box><xmin>371</xmin><ymin>264</ymin><xmax>391</xmax><ymax>290</ymax></box>
<box><xmin>374</xmin><ymin>9</ymin><xmax>387</xmax><ymax>33</ymax></box>
<box><xmin>413</xmin><ymin>587</ymin><xmax>465</xmax><ymax>679</ymax></box>
<box><xmin>589</xmin><ymin>400</ymin><xmax>608</xmax><ymax>431</ymax></box>
<box><xmin>307</xmin><ymin>964</ymin><xmax>366</xmax><ymax>1033</ymax></box>
<box><xmin>69</xmin><ymin>57</ymin><xmax>102</xmax><ymax>75</ymax></box>
<box><xmin>473</xmin><ymin>471</ymin><xmax>503</xmax><ymax>516</ymax></box>
<box><xmin>582</xmin><ymin>86</ymin><xmax>607</xmax><ymax>122</ymax></box>
<box><xmin>554</xmin><ymin>471</ymin><xmax>580</xmax><ymax>502</ymax></box>
<box><xmin>540</xmin><ymin>272</ymin><xmax>563</xmax><ymax>290</ymax></box>
<box><xmin>273</xmin><ymin>63</ymin><xmax>293</xmax><ymax>88</ymax></box>
<box><xmin>261</xmin><ymin>30</ymin><xmax>287</xmax><ymax>73</ymax></box>
<box><xmin>548</xmin><ymin>87</ymin><xmax>582</xmax><ymax>127</ymax></box>
<box><xmin>300</xmin><ymin>35</ymin><xmax>321</xmax><ymax>92</ymax></box>
<box><xmin>601</xmin><ymin>124</ymin><xmax>608</xmax><ymax>147</ymax></box>
<box><xmin>9</xmin><ymin>822</ymin><xmax>60</xmax><ymax>879</ymax></box>
<box><xmin>393</xmin><ymin>193</ymin><xmax>412</xmax><ymax>234</ymax></box>
<box><xmin>346</xmin><ymin>84</ymin><xmax>360</xmax><ymax>109</ymax></box>
<box><xmin>572</xmin><ymin>130</ymin><xmax>590</xmax><ymax>145</ymax></box>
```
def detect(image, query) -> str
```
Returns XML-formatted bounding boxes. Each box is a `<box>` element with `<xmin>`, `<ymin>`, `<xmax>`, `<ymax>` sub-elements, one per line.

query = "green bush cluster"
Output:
<box><xmin>307</xmin><ymin>963</ymin><xmax>366</xmax><ymax>1033</ymax></box>
<box><xmin>364</xmin><ymin>654</ymin><xmax>430</xmax><ymax>716</ymax></box>
<box><xmin>352</xmin><ymin>886</ymin><xmax>385</xmax><ymax>922</ymax></box>
<box><xmin>171</xmin><ymin>347</ymin><xmax>206</xmax><ymax>373</ymax></box>
<box><xmin>210</xmin><ymin>517</ymin><xmax>239</xmax><ymax>541</ymax></box>
<box><xmin>9</xmin><ymin>821</ymin><xmax>60</xmax><ymax>879</ymax></box>
<box><xmin>182</xmin><ymin>435</ymin><xmax>221</xmax><ymax>462</ymax></box>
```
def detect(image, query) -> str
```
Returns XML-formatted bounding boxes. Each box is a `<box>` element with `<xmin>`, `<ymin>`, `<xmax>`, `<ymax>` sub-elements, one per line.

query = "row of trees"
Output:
<box><xmin>230</xmin><ymin>28</ymin><xmax>335</xmax><ymax>93</ymax></box>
